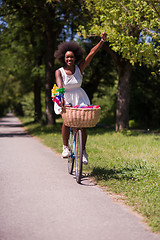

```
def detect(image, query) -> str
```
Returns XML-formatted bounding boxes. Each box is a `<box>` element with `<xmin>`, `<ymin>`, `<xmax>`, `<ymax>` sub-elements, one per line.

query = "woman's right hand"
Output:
<box><xmin>61</xmin><ymin>97</ymin><xmax>65</xmax><ymax>107</ymax></box>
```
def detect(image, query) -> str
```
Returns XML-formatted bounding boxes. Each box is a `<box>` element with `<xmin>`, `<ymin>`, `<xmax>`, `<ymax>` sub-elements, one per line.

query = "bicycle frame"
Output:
<box><xmin>68</xmin><ymin>127</ymin><xmax>83</xmax><ymax>183</ymax></box>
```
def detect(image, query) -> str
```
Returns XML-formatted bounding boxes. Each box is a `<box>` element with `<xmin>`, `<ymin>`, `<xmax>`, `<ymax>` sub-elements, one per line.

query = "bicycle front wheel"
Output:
<box><xmin>75</xmin><ymin>129</ymin><xmax>83</xmax><ymax>184</ymax></box>
<box><xmin>68</xmin><ymin>128</ymin><xmax>74</xmax><ymax>174</ymax></box>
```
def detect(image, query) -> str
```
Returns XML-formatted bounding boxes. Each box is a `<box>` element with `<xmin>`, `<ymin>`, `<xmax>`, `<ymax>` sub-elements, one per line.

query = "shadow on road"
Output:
<box><xmin>0</xmin><ymin>132</ymin><xmax>29</xmax><ymax>138</ymax></box>
<box><xmin>0</xmin><ymin>123</ymin><xmax>23</xmax><ymax>128</ymax></box>
<box><xmin>71</xmin><ymin>172</ymin><xmax>95</xmax><ymax>187</ymax></box>
<box><xmin>0</xmin><ymin>114</ymin><xmax>30</xmax><ymax>138</ymax></box>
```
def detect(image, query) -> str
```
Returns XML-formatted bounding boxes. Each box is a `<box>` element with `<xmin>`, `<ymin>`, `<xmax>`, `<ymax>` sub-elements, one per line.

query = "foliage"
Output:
<box><xmin>91</xmin><ymin>80</ymin><xmax>117</xmax><ymax>125</ymax></box>
<box><xmin>78</xmin><ymin>0</ymin><xmax>160</xmax><ymax>131</ymax></box>
<box><xmin>21</xmin><ymin>92</ymin><xmax>34</xmax><ymax>117</ymax></box>
<box><xmin>130</xmin><ymin>63</ymin><xmax>160</xmax><ymax>128</ymax></box>
<box><xmin>81</xmin><ymin>0</ymin><xmax>160</xmax><ymax>66</ymax></box>
<box><xmin>80</xmin><ymin>40</ymin><xmax>117</xmax><ymax>100</ymax></box>
<box><xmin>0</xmin><ymin>12</ymin><xmax>39</xmax><ymax>115</ymax></box>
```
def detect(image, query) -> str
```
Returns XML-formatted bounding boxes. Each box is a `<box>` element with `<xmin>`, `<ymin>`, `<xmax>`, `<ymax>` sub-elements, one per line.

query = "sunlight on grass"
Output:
<box><xmin>20</xmin><ymin>116</ymin><xmax>160</xmax><ymax>232</ymax></box>
<box><xmin>86</xmin><ymin>129</ymin><xmax>160</xmax><ymax>232</ymax></box>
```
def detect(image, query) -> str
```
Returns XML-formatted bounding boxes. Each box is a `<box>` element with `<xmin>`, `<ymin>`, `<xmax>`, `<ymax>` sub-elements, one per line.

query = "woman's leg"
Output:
<box><xmin>81</xmin><ymin>128</ymin><xmax>88</xmax><ymax>164</ymax></box>
<box><xmin>62</xmin><ymin>122</ymin><xmax>70</xmax><ymax>146</ymax></box>
<box><xmin>62</xmin><ymin>125</ymin><xmax>87</xmax><ymax>149</ymax></box>
<box><xmin>81</xmin><ymin>128</ymin><xmax>87</xmax><ymax>150</ymax></box>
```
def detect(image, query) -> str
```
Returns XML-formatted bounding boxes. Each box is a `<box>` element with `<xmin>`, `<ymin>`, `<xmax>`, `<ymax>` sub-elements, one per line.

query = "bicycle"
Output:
<box><xmin>62</xmin><ymin>106</ymin><xmax>101</xmax><ymax>184</ymax></box>
<box><xmin>68</xmin><ymin>127</ymin><xmax>83</xmax><ymax>184</ymax></box>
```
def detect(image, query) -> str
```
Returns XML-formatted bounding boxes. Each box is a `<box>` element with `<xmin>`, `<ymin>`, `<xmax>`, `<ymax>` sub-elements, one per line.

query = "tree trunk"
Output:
<box><xmin>34</xmin><ymin>78</ymin><xmax>42</xmax><ymax>122</ymax></box>
<box><xmin>116</xmin><ymin>61</ymin><xmax>132</xmax><ymax>131</ymax></box>
<box><xmin>34</xmin><ymin>57</ymin><xmax>42</xmax><ymax>122</ymax></box>
<box><xmin>44</xmin><ymin>30</ymin><xmax>56</xmax><ymax>125</ymax></box>
<box><xmin>103</xmin><ymin>44</ymin><xmax>132</xmax><ymax>131</ymax></box>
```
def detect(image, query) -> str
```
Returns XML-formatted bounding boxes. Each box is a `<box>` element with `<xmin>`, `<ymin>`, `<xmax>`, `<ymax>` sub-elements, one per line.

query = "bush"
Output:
<box><xmin>21</xmin><ymin>92</ymin><xmax>34</xmax><ymax>117</ymax></box>
<box><xmin>0</xmin><ymin>102</ymin><xmax>8</xmax><ymax>117</ymax></box>
<box><xmin>92</xmin><ymin>83</ymin><xmax>117</xmax><ymax>126</ymax></box>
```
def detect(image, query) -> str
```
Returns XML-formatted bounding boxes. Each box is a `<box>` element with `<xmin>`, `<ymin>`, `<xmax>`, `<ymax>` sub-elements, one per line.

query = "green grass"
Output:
<box><xmin>20</xmin><ymin>116</ymin><xmax>160</xmax><ymax>233</ymax></box>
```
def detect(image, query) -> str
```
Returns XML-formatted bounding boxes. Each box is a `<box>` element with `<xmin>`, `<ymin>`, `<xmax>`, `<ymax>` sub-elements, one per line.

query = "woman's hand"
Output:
<box><xmin>101</xmin><ymin>32</ymin><xmax>107</xmax><ymax>42</ymax></box>
<box><xmin>61</xmin><ymin>97</ymin><xmax>65</xmax><ymax>107</ymax></box>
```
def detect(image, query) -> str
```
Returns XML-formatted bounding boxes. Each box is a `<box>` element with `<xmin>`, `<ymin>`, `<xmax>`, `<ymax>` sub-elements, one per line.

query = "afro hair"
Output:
<box><xmin>54</xmin><ymin>41</ymin><xmax>84</xmax><ymax>64</ymax></box>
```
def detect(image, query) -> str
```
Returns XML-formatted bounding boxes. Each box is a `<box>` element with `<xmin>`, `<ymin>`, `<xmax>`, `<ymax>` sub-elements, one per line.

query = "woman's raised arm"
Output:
<box><xmin>78</xmin><ymin>32</ymin><xmax>107</xmax><ymax>74</ymax></box>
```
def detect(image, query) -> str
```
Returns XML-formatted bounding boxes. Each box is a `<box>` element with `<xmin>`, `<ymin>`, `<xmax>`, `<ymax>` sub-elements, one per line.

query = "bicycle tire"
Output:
<box><xmin>75</xmin><ymin>129</ymin><xmax>83</xmax><ymax>184</ymax></box>
<box><xmin>68</xmin><ymin>129</ymin><xmax>74</xmax><ymax>174</ymax></box>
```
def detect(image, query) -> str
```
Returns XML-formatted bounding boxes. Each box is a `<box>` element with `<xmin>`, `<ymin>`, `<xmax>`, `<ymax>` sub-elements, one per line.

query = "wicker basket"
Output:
<box><xmin>61</xmin><ymin>107</ymin><xmax>101</xmax><ymax>128</ymax></box>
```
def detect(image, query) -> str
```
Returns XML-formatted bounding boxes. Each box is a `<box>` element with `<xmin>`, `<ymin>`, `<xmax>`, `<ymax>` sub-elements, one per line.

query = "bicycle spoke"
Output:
<box><xmin>75</xmin><ymin>129</ymin><xmax>83</xmax><ymax>184</ymax></box>
<box><xmin>68</xmin><ymin>128</ymin><xmax>74</xmax><ymax>174</ymax></box>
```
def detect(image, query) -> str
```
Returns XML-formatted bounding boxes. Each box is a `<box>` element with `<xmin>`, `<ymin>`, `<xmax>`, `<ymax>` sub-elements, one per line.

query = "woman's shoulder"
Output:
<box><xmin>55</xmin><ymin>67</ymin><xmax>64</xmax><ymax>75</ymax></box>
<box><xmin>55</xmin><ymin>67</ymin><xmax>64</xmax><ymax>78</ymax></box>
<box><xmin>58</xmin><ymin>66</ymin><xmax>64</xmax><ymax>72</ymax></box>
<box><xmin>75</xmin><ymin>64</ymin><xmax>82</xmax><ymax>76</ymax></box>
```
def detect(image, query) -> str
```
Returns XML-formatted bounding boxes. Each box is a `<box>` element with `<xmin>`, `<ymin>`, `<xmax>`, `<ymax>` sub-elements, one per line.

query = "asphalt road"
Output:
<box><xmin>0</xmin><ymin>113</ymin><xmax>159</xmax><ymax>240</ymax></box>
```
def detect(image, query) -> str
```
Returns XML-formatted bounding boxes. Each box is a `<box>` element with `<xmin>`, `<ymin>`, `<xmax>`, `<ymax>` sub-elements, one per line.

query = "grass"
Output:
<box><xmin>20</xmin><ymin>116</ymin><xmax>160</xmax><ymax>233</ymax></box>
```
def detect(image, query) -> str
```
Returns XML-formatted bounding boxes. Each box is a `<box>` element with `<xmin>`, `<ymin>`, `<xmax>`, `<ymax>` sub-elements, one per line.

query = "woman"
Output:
<box><xmin>54</xmin><ymin>32</ymin><xmax>107</xmax><ymax>164</ymax></box>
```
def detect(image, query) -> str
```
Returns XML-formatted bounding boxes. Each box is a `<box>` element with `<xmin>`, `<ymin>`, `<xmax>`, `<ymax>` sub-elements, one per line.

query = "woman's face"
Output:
<box><xmin>64</xmin><ymin>51</ymin><xmax>76</xmax><ymax>66</ymax></box>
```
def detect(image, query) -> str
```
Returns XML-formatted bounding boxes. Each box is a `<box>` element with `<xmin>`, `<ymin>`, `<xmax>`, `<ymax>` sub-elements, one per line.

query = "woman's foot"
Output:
<box><xmin>82</xmin><ymin>149</ymin><xmax>88</xmax><ymax>165</ymax></box>
<box><xmin>62</xmin><ymin>145</ymin><xmax>70</xmax><ymax>158</ymax></box>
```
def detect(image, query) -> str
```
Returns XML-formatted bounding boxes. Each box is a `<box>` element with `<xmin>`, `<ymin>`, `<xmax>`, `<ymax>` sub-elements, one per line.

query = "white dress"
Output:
<box><xmin>54</xmin><ymin>65</ymin><xmax>90</xmax><ymax>114</ymax></box>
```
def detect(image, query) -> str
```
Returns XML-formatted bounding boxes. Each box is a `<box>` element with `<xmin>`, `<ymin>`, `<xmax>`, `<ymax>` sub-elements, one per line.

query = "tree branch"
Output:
<box><xmin>145</xmin><ymin>0</ymin><xmax>160</xmax><ymax>18</ymax></box>
<box><xmin>117</xmin><ymin>0</ymin><xmax>131</xmax><ymax>15</ymax></box>
<box><xmin>117</xmin><ymin>1</ymin><xmax>159</xmax><ymax>34</ymax></box>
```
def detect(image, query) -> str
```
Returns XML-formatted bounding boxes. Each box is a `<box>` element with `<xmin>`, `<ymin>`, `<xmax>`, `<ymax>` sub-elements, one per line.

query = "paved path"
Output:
<box><xmin>0</xmin><ymin>113</ymin><xmax>159</xmax><ymax>240</ymax></box>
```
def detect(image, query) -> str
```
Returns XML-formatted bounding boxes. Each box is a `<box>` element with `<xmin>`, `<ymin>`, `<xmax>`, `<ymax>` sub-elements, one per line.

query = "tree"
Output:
<box><xmin>0</xmin><ymin>8</ymin><xmax>45</xmax><ymax>119</ymax></box>
<box><xmin>80</xmin><ymin>0</ymin><xmax>160</xmax><ymax>131</ymax></box>
<box><xmin>0</xmin><ymin>0</ymin><xmax>87</xmax><ymax>124</ymax></box>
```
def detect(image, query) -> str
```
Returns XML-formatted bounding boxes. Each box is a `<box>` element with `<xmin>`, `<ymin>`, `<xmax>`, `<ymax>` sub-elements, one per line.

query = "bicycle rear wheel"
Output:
<box><xmin>75</xmin><ymin>129</ymin><xmax>83</xmax><ymax>184</ymax></box>
<box><xmin>68</xmin><ymin>128</ymin><xmax>74</xmax><ymax>174</ymax></box>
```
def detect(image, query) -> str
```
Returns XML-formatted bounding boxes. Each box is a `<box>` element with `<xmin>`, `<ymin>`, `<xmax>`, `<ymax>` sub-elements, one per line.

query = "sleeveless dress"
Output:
<box><xmin>54</xmin><ymin>65</ymin><xmax>90</xmax><ymax>114</ymax></box>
